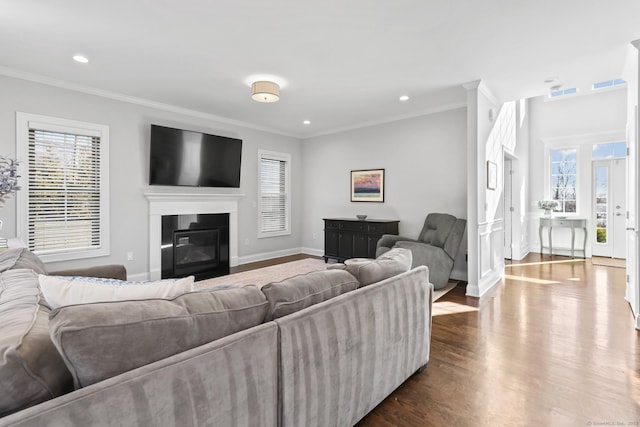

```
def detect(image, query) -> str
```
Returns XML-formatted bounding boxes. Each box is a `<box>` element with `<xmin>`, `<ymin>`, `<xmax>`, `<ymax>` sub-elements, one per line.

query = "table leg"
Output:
<box><xmin>571</xmin><ymin>226</ymin><xmax>575</xmax><ymax>258</ymax></box>
<box><xmin>582</xmin><ymin>226</ymin><xmax>588</xmax><ymax>258</ymax></box>
<box><xmin>548</xmin><ymin>227</ymin><xmax>553</xmax><ymax>256</ymax></box>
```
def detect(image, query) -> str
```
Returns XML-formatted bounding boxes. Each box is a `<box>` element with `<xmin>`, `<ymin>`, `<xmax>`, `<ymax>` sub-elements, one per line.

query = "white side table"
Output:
<box><xmin>539</xmin><ymin>218</ymin><xmax>587</xmax><ymax>258</ymax></box>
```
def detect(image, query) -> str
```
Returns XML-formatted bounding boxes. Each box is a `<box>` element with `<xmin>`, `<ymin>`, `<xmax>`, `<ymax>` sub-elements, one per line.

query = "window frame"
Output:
<box><xmin>16</xmin><ymin>112</ymin><xmax>110</xmax><ymax>263</ymax></box>
<box><xmin>257</xmin><ymin>149</ymin><xmax>291</xmax><ymax>239</ymax></box>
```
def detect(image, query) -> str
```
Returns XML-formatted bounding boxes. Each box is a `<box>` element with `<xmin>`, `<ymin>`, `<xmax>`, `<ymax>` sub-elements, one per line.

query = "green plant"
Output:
<box><xmin>596</xmin><ymin>227</ymin><xmax>607</xmax><ymax>243</ymax></box>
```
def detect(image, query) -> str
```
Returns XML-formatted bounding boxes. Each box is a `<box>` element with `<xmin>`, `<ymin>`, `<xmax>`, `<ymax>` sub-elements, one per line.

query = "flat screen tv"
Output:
<box><xmin>149</xmin><ymin>124</ymin><xmax>242</xmax><ymax>188</ymax></box>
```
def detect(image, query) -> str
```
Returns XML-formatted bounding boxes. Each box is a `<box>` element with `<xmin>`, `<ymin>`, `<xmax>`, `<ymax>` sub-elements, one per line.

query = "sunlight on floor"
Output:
<box><xmin>504</xmin><ymin>274</ymin><xmax>560</xmax><ymax>285</ymax></box>
<box><xmin>504</xmin><ymin>259</ymin><xmax>586</xmax><ymax>268</ymax></box>
<box><xmin>432</xmin><ymin>301</ymin><xmax>479</xmax><ymax>316</ymax></box>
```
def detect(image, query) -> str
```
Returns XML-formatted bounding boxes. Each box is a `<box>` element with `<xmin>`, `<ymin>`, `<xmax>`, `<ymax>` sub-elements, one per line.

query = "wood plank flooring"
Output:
<box><xmin>357</xmin><ymin>254</ymin><xmax>640</xmax><ymax>426</ymax></box>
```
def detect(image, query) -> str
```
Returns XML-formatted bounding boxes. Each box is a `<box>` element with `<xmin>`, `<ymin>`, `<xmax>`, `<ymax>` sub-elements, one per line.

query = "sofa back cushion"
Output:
<box><xmin>0</xmin><ymin>269</ymin><xmax>73</xmax><ymax>417</ymax></box>
<box><xmin>341</xmin><ymin>247</ymin><xmax>412</xmax><ymax>286</ymax></box>
<box><xmin>39</xmin><ymin>275</ymin><xmax>195</xmax><ymax>309</ymax></box>
<box><xmin>48</xmin><ymin>285</ymin><xmax>268</xmax><ymax>388</ymax></box>
<box><xmin>261</xmin><ymin>269</ymin><xmax>359</xmax><ymax>320</ymax></box>
<box><xmin>0</xmin><ymin>248</ymin><xmax>47</xmax><ymax>275</ymax></box>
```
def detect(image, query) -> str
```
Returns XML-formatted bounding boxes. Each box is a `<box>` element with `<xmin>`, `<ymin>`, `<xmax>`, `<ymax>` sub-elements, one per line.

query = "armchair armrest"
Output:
<box><xmin>376</xmin><ymin>234</ymin><xmax>419</xmax><ymax>257</ymax></box>
<box><xmin>48</xmin><ymin>264</ymin><xmax>127</xmax><ymax>281</ymax></box>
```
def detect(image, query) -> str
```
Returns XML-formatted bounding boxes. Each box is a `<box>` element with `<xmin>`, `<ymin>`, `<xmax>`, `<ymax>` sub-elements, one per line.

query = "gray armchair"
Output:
<box><xmin>376</xmin><ymin>213</ymin><xmax>466</xmax><ymax>289</ymax></box>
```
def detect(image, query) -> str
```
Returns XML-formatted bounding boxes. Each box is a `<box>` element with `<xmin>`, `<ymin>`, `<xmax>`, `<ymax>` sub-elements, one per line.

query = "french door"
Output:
<box><xmin>592</xmin><ymin>158</ymin><xmax>626</xmax><ymax>258</ymax></box>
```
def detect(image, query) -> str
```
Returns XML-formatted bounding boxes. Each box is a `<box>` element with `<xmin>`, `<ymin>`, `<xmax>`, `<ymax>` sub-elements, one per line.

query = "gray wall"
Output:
<box><xmin>300</xmin><ymin>107</ymin><xmax>468</xmax><ymax>279</ymax></box>
<box><xmin>0</xmin><ymin>75</ymin><xmax>303</xmax><ymax>276</ymax></box>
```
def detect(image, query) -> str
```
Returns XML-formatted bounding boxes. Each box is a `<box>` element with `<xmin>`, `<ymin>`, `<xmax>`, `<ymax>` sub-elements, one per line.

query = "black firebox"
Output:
<box><xmin>161</xmin><ymin>213</ymin><xmax>229</xmax><ymax>280</ymax></box>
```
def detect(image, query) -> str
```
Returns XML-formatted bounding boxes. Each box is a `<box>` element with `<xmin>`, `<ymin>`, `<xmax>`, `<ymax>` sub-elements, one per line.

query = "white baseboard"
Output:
<box><xmin>466</xmin><ymin>266</ymin><xmax>503</xmax><ymax>298</ymax></box>
<box><xmin>301</xmin><ymin>247</ymin><xmax>324</xmax><ymax>257</ymax></box>
<box><xmin>237</xmin><ymin>247</ymin><xmax>305</xmax><ymax>265</ymax></box>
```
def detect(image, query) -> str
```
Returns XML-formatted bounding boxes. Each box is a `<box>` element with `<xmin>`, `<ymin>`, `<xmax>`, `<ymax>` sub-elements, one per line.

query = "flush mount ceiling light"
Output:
<box><xmin>399</xmin><ymin>95</ymin><xmax>410</xmax><ymax>102</ymax></box>
<box><xmin>72</xmin><ymin>55</ymin><xmax>89</xmax><ymax>63</ymax></box>
<box><xmin>251</xmin><ymin>81</ymin><xmax>280</xmax><ymax>103</ymax></box>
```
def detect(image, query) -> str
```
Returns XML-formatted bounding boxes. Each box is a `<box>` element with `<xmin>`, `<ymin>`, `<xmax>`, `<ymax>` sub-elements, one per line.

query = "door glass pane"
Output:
<box><xmin>595</xmin><ymin>165</ymin><xmax>608</xmax><ymax>243</ymax></box>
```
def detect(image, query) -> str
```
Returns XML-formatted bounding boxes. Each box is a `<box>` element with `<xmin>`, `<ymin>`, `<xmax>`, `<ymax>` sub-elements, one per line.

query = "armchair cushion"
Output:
<box><xmin>417</xmin><ymin>213</ymin><xmax>457</xmax><ymax>249</ymax></box>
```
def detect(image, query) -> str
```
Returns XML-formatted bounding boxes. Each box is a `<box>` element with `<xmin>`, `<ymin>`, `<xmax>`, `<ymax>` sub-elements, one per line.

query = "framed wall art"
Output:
<box><xmin>486</xmin><ymin>160</ymin><xmax>497</xmax><ymax>190</ymax></box>
<box><xmin>351</xmin><ymin>169</ymin><xmax>385</xmax><ymax>202</ymax></box>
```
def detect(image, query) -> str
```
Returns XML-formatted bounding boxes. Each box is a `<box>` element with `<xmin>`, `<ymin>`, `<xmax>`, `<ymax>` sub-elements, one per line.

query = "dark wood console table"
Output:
<box><xmin>323</xmin><ymin>218</ymin><xmax>399</xmax><ymax>263</ymax></box>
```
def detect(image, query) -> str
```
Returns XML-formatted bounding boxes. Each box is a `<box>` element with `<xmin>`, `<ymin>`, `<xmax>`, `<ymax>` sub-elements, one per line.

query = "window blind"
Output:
<box><xmin>259</xmin><ymin>156</ymin><xmax>287</xmax><ymax>233</ymax></box>
<box><xmin>28</xmin><ymin>129</ymin><xmax>102</xmax><ymax>253</ymax></box>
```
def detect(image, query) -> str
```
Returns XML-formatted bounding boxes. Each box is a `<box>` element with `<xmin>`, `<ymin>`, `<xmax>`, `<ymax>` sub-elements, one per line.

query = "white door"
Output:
<box><xmin>592</xmin><ymin>159</ymin><xmax>627</xmax><ymax>258</ymax></box>
<box><xmin>504</xmin><ymin>158</ymin><xmax>513</xmax><ymax>260</ymax></box>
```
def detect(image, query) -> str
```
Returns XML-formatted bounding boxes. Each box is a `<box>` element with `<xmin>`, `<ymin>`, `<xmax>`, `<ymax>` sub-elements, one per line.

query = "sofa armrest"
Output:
<box><xmin>48</xmin><ymin>265</ymin><xmax>127</xmax><ymax>281</ymax></box>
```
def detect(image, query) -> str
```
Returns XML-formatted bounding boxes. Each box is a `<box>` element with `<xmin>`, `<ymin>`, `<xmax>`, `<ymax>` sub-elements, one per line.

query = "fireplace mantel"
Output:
<box><xmin>144</xmin><ymin>192</ymin><xmax>244</xmax><ymax>280</ymax></box>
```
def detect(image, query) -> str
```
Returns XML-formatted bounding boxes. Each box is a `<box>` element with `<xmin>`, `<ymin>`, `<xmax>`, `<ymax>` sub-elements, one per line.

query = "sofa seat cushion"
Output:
<box><xmin>38</xmin><ymin>275</ymin><xmax>195</xmax><ymax>309</ymax></box>
<box><xmin>341</xmin><ymin>247</ymin><xmax>413</xmax><ymax>286</ymax></box>
<box><xmin>0</xmin><ymin>248</ymin><xmax>47</xmax><ymax>275</ymax></box>
<box><xmin>261</xmin><ymin>269</ymin><xmax>359</xmax><ymax>321</ymax></box>
<box><xmin>0</xmin><ymin>269</ymin><xmax>73</xmax><ymax>417</ymax></box>
<box><xmin>48</xmin><ymin>285</ymin><xmax>269</xmax><ymax>388</ymax></box>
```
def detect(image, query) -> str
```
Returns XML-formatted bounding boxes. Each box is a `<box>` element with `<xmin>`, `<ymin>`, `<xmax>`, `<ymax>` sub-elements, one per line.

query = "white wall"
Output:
<box><xmin>528</xmin><ymin>89</ymin><xmax>627</xmax><ymax>256</ymax></box>
<box><xmin>0</xmin><ymin>75</ymin><xmax>303</xmax><ymax>276</ymax></box>
<box><xmin>300</xmin><ymin>107</ymin><xmax>468</xmax><ymax>280</ymax></box>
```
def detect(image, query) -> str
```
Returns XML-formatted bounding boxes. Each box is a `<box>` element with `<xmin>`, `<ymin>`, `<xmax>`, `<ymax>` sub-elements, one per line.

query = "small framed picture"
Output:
<box><xmin>351</xmin><ymin>169</ymin><xmax>385</xmax><ymax>202</ymax></box>
<box><xmin>487</xmin><ymin>160</ymin><xmax>497</xmax><ymax>190</ymax></box>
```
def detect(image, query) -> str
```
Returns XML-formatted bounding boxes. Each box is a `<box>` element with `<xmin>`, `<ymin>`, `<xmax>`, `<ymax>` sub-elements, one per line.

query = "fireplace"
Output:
<box><xmin>161</xmin><ymin>213</ymin><xmax>229</xmax><ymax>280</ymax></box>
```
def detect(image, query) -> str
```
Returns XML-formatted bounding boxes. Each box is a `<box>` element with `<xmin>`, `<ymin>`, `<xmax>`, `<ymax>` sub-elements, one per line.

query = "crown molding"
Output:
<box><xmin>0</xmin><ymin>65</ymin><xmax>299</xmax><ymax>139</ymax></box>
<box><xmin>302</xmin><ymin>101</ymin><xmax>467</xmax><ymax>139</ymax></box>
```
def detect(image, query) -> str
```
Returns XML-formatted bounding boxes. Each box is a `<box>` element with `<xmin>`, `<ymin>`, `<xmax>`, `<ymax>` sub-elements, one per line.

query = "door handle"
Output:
<box><xmin>627</xmin><ymin>228</ymin><xmax>636</xmax><ymax>231</ymax></box>
<box><xmin>616</xmin><ymin>213</ymin><xmax>622</xmax><ymax>216</ymax></box>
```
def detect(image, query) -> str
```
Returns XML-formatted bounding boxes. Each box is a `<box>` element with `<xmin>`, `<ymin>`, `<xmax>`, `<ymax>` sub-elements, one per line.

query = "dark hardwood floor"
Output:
<box><xmin>238</xmin><ymin>252</ymin><xmax>640</xmax><ymax>425</ymax></box>
<box><xmin>357</xmin><ymin>253</ymin><xmax>640</xmax><ymax>426</ymax></box>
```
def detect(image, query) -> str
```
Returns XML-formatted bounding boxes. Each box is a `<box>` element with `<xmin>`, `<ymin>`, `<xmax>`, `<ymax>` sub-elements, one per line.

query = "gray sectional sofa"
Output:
<box><xmin>0</xmin><ymin>248</ymin><xmax>433</xmax><ymax>427</ymax></box>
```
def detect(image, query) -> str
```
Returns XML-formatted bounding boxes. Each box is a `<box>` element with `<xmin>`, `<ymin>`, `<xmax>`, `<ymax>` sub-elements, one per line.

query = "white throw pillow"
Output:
<box><xmin>38</xmin><ymin>275</ymin><xmax>195</xmax><ymax>309</ymax></box>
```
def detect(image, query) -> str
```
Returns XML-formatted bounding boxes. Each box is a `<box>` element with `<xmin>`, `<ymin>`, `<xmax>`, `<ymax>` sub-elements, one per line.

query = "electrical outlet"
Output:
<box><xmin>127</xmin><ymin>252</ymin><xmax>134</xmax><ymax>261</ymax></box>
<box><xmin>312</xmin><ymin>233</ymin><xmax>317</xmax><ymax>239</ymax></box>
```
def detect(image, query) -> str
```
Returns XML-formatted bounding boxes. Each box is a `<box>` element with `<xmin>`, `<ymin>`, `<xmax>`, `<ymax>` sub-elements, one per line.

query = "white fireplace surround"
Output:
<box><xmin>144</xmin><ymin>192</ymin><xmax>243</xmax><ymax>280</ymax></box>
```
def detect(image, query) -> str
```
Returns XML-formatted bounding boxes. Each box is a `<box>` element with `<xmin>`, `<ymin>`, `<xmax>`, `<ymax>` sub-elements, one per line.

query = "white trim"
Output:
<box><xmin>541</xmin><ymin>130</ymin><xmax>626</xmax><ymax>147</ymax></box>
<box><xmin>257</xmin><ymin>150</ymin><xmax>291</xmax><ymax>238</ymax></box>
<box><xmin>15</xmin><ymin>112</ymin><xmax>110</xmax><ymax>263</ymax></box>
<box><xmin>144</xmin><ymin>192</ymin><xmax>244</xmax><ymax>279</ymax></box>
<box><xmin>0</xmin><ymin>66</ymin><xmax>296</xmax><ymax>139</ymax></box>
<box><xmin>301</xmin><ymin>247</ymin><xmax>324</xmax><ymax>258</ymax></box>
<box><xmin>237</xmin><ymin>247</ymin><xmax>303</xmax><ymax>265</ymax></box>
<box><xmin>303</xmin><ymin>102</ymin><xmax>467</xmax><ymax>139</ymax></box>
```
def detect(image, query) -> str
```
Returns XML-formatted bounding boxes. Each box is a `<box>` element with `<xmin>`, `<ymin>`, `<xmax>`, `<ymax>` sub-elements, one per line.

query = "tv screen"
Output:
<box><xmin>149</xmin><ymin>124</ymin><xmax>242</xmax><ymax>188</ymax></box>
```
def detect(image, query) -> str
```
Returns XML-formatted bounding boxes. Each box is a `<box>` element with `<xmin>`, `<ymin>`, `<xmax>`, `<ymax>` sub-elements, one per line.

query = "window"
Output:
<box><xmin>550</xmin><ymin>87</ymin><xmax>578</xmax><ymax>98</ymax></box>
<box><xmin>550</xmin><ymin>148</ymin><xmax>577</xmax><ymax>213</ymax></box>
<box><xmin>592</xmin><ymin>141</ymin><xmax>626</xmax><ymax>159</ymax></box>
<box><xmin>258</xmin><ymin>150</ymin><xmax>290</xmax><ymax>237</ymax></box>
<box><xmin>16</xmin><ymin>113</ymin><xmax>110</xmax><ymax>262</ymax></box>
<box><xmin>592</xmin><ymin>78</ymin><xmax>626</xmax><ymax>90</ymax></box>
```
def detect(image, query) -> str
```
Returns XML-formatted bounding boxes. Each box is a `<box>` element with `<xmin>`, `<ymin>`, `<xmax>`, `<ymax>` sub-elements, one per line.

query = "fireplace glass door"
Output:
<box><xmin>173</xmin><ymin>229</ymin><xmax>219</xmax><ymax>277</ymax></box>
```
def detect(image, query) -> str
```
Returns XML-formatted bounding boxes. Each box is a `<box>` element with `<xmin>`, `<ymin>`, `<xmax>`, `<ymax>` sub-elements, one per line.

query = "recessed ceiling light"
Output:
<box><xmin>399</xmin><ymin>95</ymin><xmax>410</xmax><ymax>102</ymax></box>
<box><xmin>303</xmin><ymin>120</ymin><xmax>311</xmax><ymax>125</ymax></box>
<box><xmin>73</xmin><ymin>55</ymin><xmax>89</xmax><ymax>64</ymax></box>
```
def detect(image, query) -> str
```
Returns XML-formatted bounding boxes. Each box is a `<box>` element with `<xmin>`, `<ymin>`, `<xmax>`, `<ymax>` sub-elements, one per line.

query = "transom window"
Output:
<box><xmin>550</xmin><ymin>148</ymin><xmax>577</xmax><ymax>213</ymax></box>
<box><xmin>592</xmin><ymin>141</ymin><xmax>626</xmax><ymax>159</ymax></box>
<box><xmin>16</xmin><ymin>113</ymin><xmax>110</xmax><ymax>262</ymax></box>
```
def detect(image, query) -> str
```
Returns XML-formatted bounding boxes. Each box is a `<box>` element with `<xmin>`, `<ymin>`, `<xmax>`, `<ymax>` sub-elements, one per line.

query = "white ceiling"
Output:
<box><xmin>1</xmin><ymin>0</ymin><xmax>639</xmax><ymax>138</ymax></box>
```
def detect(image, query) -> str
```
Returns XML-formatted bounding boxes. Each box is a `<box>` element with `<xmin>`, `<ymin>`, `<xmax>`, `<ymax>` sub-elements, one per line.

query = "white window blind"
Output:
<box><xmin>16</xmin><ymin>113</ymin><xmax>110</xmax><ymax>263</ymax></box>
<box><xmin>28</xmin><ymin>129</ymin><xmax>101</xmax><ymax>252</ymax></box>
<box><xmin>258</xmin><ymin>150</ymin><xmax>290</xmax><ymax>237</ymax></box>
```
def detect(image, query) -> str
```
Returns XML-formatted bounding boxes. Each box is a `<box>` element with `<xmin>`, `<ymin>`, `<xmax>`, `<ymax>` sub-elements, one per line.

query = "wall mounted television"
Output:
<box><xmin>149</xmin><ymin>124</ymin><xmax>242</xmax><ymax>188</ymax></box>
